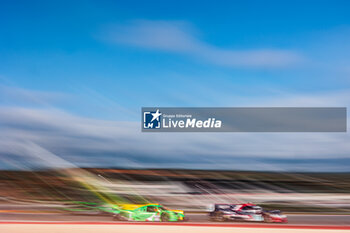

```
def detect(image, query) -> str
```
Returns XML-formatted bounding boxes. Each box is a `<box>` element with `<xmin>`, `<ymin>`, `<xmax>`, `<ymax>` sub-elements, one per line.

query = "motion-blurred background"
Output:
<box><xmin>0</xmin><ymin>168</ymin><xmax>349</xmax><ymax>215</ymax></box>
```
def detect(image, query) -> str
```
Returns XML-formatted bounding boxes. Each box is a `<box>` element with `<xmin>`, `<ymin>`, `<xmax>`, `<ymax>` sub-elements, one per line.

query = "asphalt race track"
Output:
<box><xmin>0</xmin><ymin>213</ymin><xmax>349</xmax><ymax>226</ymax></box>
<box><xmin>0</xmin><ymin>213</ymin><xmax>349</xmax><ymax>233</ymax></box>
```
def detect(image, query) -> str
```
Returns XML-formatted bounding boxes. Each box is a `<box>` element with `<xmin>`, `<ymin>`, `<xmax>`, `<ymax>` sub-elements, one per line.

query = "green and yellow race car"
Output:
<box><xmin>113</xmin><ymin>203</ymin><xmax>186</xmax><ymax>222</ymax></box>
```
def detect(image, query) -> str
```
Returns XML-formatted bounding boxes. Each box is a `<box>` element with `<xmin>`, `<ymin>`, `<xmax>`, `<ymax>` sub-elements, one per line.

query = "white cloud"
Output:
<box><xmin>0</xmin><ymin>99</ymin><xmax>349</xmax><ymax>171</ymax></box>
<box><xmin>0</xmin><ymin>85</ymin><xmax>69</xmax><ymax>107</ymax></box>
<box><xmin>0</xmin><ymin>84</ymin><xmax>349</xmax><ymax>172</ymax></box>
<box><xmin>102</xmin><ymin>20</ymin><xmax>304</xmax><ymax>68</ymax></box>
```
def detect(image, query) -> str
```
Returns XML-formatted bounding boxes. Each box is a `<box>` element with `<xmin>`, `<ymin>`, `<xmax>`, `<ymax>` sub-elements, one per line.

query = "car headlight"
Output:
<box><xmin>222</xmin><ymin>211</ymin><xmax>233</xmax><ymax>214</ymax></box>
<box><xmin>270</xmin><ymin>214</ymin><xmax>286</xmax><ymax>218</ymax></box>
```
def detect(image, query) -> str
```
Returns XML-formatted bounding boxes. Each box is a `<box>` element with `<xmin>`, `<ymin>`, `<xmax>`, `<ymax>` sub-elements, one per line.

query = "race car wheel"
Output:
<box><xmin>113</xmin><ymin>214</ymin><xmax>125</xmax><ymax>221</ymax></box>
<box><xmin>161</xmin><ymin>213</ymin><xmax>170</xmax><ymax>222</ymax></box>
<box><xmin>212</xmin><ymin>213</ymin><xmax>225</xmax><ymax>222</ymax></box>
<box><xmin>264</xmin><ymin>216</ymin><xmax>272</xmax><ymax>223</ymax></box>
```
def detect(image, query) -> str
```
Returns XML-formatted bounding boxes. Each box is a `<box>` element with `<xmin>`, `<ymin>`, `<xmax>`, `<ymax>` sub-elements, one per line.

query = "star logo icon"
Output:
<box><xmin>143</xmin><ymin>109</ymin><xmax>162</xmax><ymax>129</ymax></box>
<box><xmin>151</xmin><ymin>109</ymin><xmax>162</xmax><ymax>122</ymax></box>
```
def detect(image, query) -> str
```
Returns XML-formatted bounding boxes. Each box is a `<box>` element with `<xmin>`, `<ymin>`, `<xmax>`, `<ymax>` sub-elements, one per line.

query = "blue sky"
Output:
<box><xmin>0</xmin><ymin>1</ymin><xmax>350</xmax><ymax>171</ymax></box>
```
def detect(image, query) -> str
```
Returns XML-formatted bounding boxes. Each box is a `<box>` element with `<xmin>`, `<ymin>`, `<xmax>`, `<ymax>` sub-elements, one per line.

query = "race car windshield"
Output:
<box><xmin>147</xmin><ymin>206</ymin><xmax>158</xmax><ymax>212</ymax></box>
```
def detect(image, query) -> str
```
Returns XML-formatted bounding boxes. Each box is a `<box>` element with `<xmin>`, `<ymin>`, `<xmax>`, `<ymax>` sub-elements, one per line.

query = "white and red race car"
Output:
<box><xmin>209</xmin><ymin>203</ymin><xmax>287</xmax><ymax>223</ymax></box>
